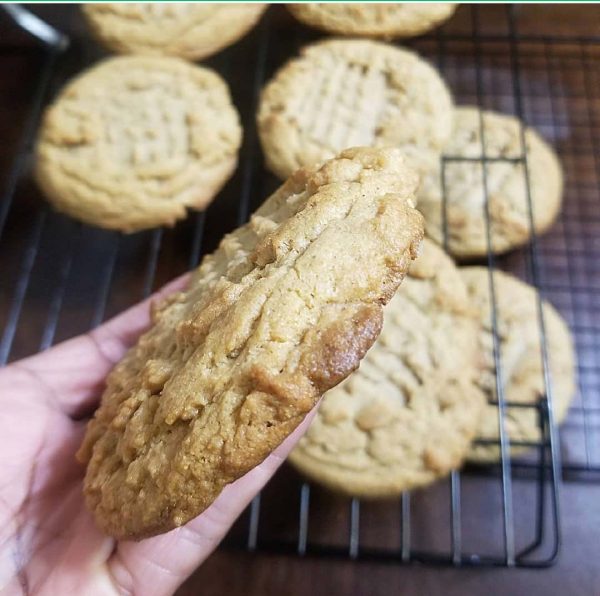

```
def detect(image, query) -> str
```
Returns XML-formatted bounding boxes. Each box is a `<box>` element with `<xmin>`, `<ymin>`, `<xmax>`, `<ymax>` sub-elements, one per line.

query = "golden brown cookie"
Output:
<box><xmin>77</xmin><ymin>147</ymin><xmax>424</xmax><ymax>539</ymax></box>
<box><xmin>289</xmin><ymin>240</ymin><xmax>485</xmax><ymax>498</ymax></box>
<box><xmin>419</xmin><ymin>107</ymin><xmax>564</xmax><ymax>258</ymax></box>
<box><xmin>83</xmin><ymin>3</ymin><xmax>267</xmax><ymax>61</ymax></box>
<box><xmin>460</xmin><ymin>268</ymin><xmax>576</xmax><ymax>462</ymax></box>
<box><xmin>257</xmin><ymin>39</ymin><xmax>454</xmax><ymax>182</ymax></box>
<box><xmin>35</xmin><ymin>56</ymin><xmax>242</xmax><ymax>232</ymax></box>
<box><xmin>288</xmin><ymin>3</ymin><xmax>457</xmax><ymax>38</ymax></box>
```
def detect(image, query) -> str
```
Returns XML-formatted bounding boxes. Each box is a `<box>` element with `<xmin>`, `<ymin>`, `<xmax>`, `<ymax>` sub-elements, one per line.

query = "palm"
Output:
<box><xmin>0</xmin><ymin>293</ymin><xmax>155</xmax><ymax>595</ymax></box>
<box><xmin>0</xmin><ymin>277</ymin><xmax>315</xmax><ymax>595</ymax></box>
<box><xmin>0</xmin><ymin>366</ymin><xmax>107</xmax><ymax>594</ymax></box>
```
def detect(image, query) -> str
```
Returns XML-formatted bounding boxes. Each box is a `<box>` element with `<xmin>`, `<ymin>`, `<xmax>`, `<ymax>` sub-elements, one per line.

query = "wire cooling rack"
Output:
<box><xmin>1</xmin><ymin>4</ymin><xmax>599</xmax><ymax>570</ymax></box>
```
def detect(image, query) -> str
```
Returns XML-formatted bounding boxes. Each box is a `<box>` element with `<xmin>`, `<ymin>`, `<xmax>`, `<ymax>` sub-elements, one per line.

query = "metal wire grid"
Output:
<box><xmin>0</xmin><ymin>4</ymin><xmax>598</xmax><ymax>570</ymax></box>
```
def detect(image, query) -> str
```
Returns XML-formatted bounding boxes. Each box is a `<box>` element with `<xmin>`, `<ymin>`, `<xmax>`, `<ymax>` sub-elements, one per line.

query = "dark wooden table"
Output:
<box><xmin>181</xmin><ymin>483</ymin><xmax>600</xmax><ymax>596</ymax></box>
<box><xmin>1</xmin><ymin>5</ymin><xmax>600</xmax><ymax>595</ymax></box>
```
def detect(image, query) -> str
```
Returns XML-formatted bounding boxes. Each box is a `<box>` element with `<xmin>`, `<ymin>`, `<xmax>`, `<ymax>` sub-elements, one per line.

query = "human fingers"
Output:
<box><xmin>4</xmin><ymin>274</ymin><xmax>189</xmax><ymax>419</ymax></box>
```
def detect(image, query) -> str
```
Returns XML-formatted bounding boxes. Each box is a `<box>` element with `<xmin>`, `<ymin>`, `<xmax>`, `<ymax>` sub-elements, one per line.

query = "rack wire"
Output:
<box><xmin>1</xmin><ymin>4</ymin><xmax>599</xmax><ymax>570</ymax></box>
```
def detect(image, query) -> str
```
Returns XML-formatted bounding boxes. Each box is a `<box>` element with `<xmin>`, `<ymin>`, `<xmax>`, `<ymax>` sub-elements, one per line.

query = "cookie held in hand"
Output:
<box><xmin>77</xmin><ymin>147</ymin><xmax>424</xmax><ymax>539</ymax></box>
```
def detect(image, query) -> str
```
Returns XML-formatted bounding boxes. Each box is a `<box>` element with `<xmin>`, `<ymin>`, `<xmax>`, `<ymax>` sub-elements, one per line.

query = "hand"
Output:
<box><xmin>0</xmin><ymin>277</ymin><xmax>316</xmax><ymax>596</ymax></box>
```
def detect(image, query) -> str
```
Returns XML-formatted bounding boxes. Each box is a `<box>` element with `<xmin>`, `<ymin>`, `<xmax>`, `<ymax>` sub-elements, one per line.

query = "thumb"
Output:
<box><xmin>107</xmin><ymin>406</ymin><xmax>317</xmax><ymax>596</ymax></box>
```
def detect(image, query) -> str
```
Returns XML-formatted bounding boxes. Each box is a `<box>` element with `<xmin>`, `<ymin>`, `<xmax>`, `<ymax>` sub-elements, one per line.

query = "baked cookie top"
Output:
<box><xmin>77</xmin><ymin>147</ymin><xmax>424</xmax><ymax>539</ymax></box>
<box><xmin>83</xmin><ymin>3</ymin><xmax>267</xmax><ymax>61</ymax></box>
<box><xmin>419</xmin><ymin>107</ymin><xmax>563</xmax><ymax>258</ymax></box>
<box><xmin>35</xmin><ymin>56</ymin><xmax>242</xmax><ymax>232</ymax></box>
<box><xmin>288</xmin><ymin>3</ymin><xmax>457</xmax><ymax>38</ymax></box>
<box><xmin>460</xmin><ymin>267</ymin><xmax>576</xmax><ymax>462</ymax></box>
<box><xmin>257</xmin><ymin>39</ymin><xmax>453</xmax><ymax>181</ymax></box>
<box><xmin>289</xmin><ymin>239</ymin><xmax>484</xmax><ymax>498</ymax></box>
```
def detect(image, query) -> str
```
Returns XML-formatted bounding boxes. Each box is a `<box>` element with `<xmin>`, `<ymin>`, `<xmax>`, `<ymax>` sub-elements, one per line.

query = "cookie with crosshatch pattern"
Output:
<box><xmin>289</xmin><ymin>240</ymin><xmax>485</xmax><ymax>498</ymax></box>
<box><xmin>257</xmin><ymin>39</ymin><xmax>454</xmax><ymax>185</ymax></box>
<box><xmin>460</xmin><ymin>267</ymin><xmax>576</xmax><ymax>462</ymax></box>
<box><xmin>82</xmin><ymin>3</ymin><xmax>267</xmax><ymax>61</ymax></box>
<box><xmin>76</xmin><ymin>147</ymin><xmax>424</xmax><ymax>539</ymax></box>
<box><xmin>288</xmin><ymin>3</ymin><xmax>457</xmax><ymax>38</ymax></box>
<box><xmin>418</xmin><ymin>107</ymin><xmax>564</xmax><ymax>259</ymax></box>
<box><xmin>35</xmin><ymin>56</ymin><xmax>242</xmax><ymax>232</ymax></box>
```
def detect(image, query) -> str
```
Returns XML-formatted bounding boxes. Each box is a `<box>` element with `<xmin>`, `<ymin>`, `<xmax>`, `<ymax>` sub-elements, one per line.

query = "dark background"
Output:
<box><xmin>1</xmin><ymin>4</ymin><xmax>600</xmax><ymax>595</ymax></box>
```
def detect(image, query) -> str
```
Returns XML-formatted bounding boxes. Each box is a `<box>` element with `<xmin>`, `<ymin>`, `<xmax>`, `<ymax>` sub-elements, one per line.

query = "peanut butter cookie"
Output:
<box><xmin>460</xmin><ymin>268</ymin><xmax>576</xmax><ymax>462</ymax></box>
<box><xmin>419</xmin><ymin>107</ymin><xmax>563</xmax><ymax>258</ymax></box>
<box><xmin>83</xmin><ymin>3</ymin><xmax>267</xmax><ymax>61</ymax></box>
<box><xmin>77</xmin><ymin>147</ymin><xmax>424</xmax><ymax>539</ymax></box>
<box><xmin>35</xmin><ymin>56</ymin><xmax>242</xmax><ymax>232</ymax></box>
<box><xmin>257</xmin><ymin>39</ymin><xmax>453</xmax><ymax>184</ymax></box>
<box><xmin>289</xmin><ymin>240</ymin><xmax>484</xmax><ymax>497</ymax></box>
<box><xmin>288</xmin><ymin>3</ymin><xmax>457</xmax><ymax>38</ymax></box>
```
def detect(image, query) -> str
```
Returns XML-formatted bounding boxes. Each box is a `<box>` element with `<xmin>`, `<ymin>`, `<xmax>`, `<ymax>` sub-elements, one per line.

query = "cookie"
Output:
<box><xmin>35</xmin><ymin>56</ymin><xmax>242</xmax><ymax>232</ymax></box>
<box><xmin>288</xmin><ymin>3</ymin><xmax>457</xmax><ymax>38</ymax></box>
<box><xmin>77</xmin><ymin>147</ymin><xmax>424</xmax><ymax>539</ymax></box>
<box><xmin>288</xmin><ymin>239</ymin><xmax>485</xmax><ymax>498</ymax></box>
<box><xmin>257</xmin><ymin>39</ymin><xmax>454</xmax><ymax>183</ymax></box>
<box><xmin>419</xmin><ymin>107</ymin><xmax>564</xmax><ymax>258</ymax></box>
<box><xmin>460</xmin><ymin>268</ymin><xmax>576</xmax><ymax>462</ymax></box>
<box><xmin>83</xmin><ymin>3</ymin><xmax>267</xmax><ymax>61</ymax></box>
